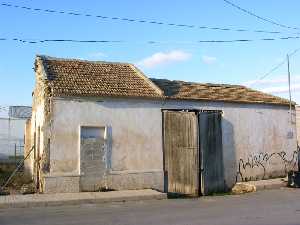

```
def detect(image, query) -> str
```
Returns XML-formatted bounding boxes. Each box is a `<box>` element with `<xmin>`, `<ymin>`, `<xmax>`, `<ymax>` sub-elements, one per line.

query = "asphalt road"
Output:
<box><xmin>1</xmin><ymin>189</ymin><xmax>300</xmax><ymax>225</ymax></box>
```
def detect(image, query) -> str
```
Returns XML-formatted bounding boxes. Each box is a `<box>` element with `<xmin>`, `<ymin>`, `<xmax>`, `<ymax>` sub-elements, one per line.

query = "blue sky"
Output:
<box><xmin>1</xmin><ymin>0</ymin><xmax>300</xmax><ymax>113</ymax></box>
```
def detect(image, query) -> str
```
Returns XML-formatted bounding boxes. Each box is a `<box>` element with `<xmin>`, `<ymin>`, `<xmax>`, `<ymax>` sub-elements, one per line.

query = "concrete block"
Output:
<box><xmin>106</xmin><ymin>171</ymin><xmax>164</xmax><ymax>191</ymax></box>
<box><xmin>43</xmin><ymin>175</ymin><xmax>80</xmax><ymax>193</ymax></box>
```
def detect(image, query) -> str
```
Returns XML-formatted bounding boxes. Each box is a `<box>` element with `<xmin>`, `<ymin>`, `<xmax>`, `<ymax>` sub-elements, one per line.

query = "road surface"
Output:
<box><xmin>1</xmin><ymin>188</ymin><xmax>300</xmax><ymax>225</ymax></box>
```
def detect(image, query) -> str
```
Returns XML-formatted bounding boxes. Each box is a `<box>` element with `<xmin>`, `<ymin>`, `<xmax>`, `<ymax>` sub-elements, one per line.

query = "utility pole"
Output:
<box><xmin>287</xmin><ymin>54</ymin><xmax>292</xmax><ymax>124</ymax></box>
<box><xmin>8</xmin><ymin>107</ymin><xmax>11</xmax><ymax>160</ymax></box>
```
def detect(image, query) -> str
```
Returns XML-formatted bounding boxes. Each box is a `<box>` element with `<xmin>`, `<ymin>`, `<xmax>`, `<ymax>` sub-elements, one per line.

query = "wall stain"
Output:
<box><xmin>236</xmin><ymin>148</ymin><xmax>299</xmax><ymax>182</ymax></box>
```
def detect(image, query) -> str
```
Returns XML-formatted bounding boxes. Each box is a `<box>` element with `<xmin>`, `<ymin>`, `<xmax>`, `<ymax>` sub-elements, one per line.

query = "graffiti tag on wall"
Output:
<box><xmin>236</xmin><ymin>149</ymin><xmax>299</xmax><ymax>182</ymax></box>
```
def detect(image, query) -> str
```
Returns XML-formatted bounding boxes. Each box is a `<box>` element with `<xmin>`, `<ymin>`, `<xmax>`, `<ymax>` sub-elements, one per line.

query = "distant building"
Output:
<box><xmin>9</xmin><ymin>106</ymin><xmax>32</xmax><ymax>119</ymax></box>
<box><xmin>25</xmin><ymin>55</ymin><xmax>298</xmax><ymax>194</ymax></box>
<box><xmin>0</xmin><ymin>106</ymin><xmax>32</xmax><ymax>159</ymax></box>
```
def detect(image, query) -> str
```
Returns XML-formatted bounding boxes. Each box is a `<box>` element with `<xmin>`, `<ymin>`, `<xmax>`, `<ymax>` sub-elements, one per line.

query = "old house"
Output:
<box><xmin>24</xmin><ymin>55</ymin><xmax>298</xmax><ymax>195</ymax></box>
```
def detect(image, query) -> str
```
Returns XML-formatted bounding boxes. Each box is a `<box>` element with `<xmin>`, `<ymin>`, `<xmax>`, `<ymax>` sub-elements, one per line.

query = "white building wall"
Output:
<box><xmin>45</xmin><ymin>97</ymin><xmax>297</xmax><ymax>193</ymax></box>
<box><xmin>24</xmin><ymin>100</ymin><xmax>46</xmax><ymax>181</ymax></box>
<box><xmin>296</xmin><ymin>105</ymin><xmax>300</xmax><ymax>144</ymax></box>
<box><xmin>0</xmin><ymin>118</ymin><xmax>27</xmax><ymax>158</ymax></box>
<box><xmin>165</xmin><ymin>99</ymin><xmax>297</xmax><ymax>185</ymax></box>
<box><xmin>45</xmin><ymin>97</ymin><xmax>163</xmax><ymax>193</ymax></box>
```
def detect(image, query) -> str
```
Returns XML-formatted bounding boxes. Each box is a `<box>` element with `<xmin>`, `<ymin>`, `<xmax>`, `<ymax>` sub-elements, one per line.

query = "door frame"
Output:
<box><xmin>78</xmin><ymin>125</ymin><xmax>107</xmax><ymax>192</ymax></box>
<box><xmin>162</xmin><ymin>109</ymin><xmax>223</xmax><ymax>196</ymax></box>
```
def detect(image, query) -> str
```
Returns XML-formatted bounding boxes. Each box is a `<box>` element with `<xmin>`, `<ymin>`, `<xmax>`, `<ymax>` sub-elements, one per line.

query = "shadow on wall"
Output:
<box><xmin>222</xmin><ymin>119</ymin><xmax>237</xmax><ymax>190</ymax></box>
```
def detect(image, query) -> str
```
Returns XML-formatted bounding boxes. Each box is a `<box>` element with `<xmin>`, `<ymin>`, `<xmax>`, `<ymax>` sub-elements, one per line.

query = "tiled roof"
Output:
<box><xmin>36</xmin><ymin>56</ymin><xmax>292</xmax><ymax>106</ymax></box>
<box><xmin>37</xmin><ymin>55</ymin><xmax>162</xmax><ymax>98</ymax></box>
<box><xmin>150</xmin><ymin>78</ymin><xmax>291</xmax><ymax>105</ymax></box>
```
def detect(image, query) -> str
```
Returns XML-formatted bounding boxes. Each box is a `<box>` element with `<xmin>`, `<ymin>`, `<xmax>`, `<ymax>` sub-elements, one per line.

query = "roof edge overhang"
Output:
<box><xmin>51</xmin><ymin>94</ymin><xmax>294</xmax><ymax>107</ymax></box>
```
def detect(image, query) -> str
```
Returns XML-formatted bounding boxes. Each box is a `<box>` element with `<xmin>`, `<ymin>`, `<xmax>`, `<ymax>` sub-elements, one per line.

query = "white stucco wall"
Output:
<box><xmin>24</xmin><ymin>100</ymin><xmax>46</xmax><ymax>180</ymax></box>
<box><xmin>164</xmin><ymin>99</ymin><xmax>297</xmax><ymax>185</ymax></box>
<box><xmin>296</xmin><ymin>105</ymin><xmax>300</xmax><ymax>144</ymax></box>
<box><xmin>50</xmin><ymin>98</ymin><xmax>163</xmax><ymax>174</ymax></box>
<box><xmin>46</xmin><ymin>97</ymin><xmax>297</xmax><ymax>192</ymax></box>
<box><xmin>46</xmin><ymin>97</ymin><xmax>164</xmax><ymax>192</ymax></box>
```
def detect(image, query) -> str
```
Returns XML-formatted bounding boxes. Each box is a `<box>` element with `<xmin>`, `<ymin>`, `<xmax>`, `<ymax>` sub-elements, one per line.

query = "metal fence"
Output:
<box><xmin>0</xmin><ymin>142</ymin><xmax>24</xmax><ymax>164</ymax></box>
<box><xmin>13</xmin><ymin>143</ymin><xmax>24</xmax><ymax>161</ymax></box>
<box><xmin>0</xmin><ymin>117</ymin><xmax>27</xmax><ymax>160</ymax></box>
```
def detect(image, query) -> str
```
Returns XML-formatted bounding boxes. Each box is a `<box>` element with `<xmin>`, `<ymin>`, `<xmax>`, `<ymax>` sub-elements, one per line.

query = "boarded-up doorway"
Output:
<box><xmin>163</xmin><ymin>111</ymin><xmax>199</xmax><ymax>196</ymax></box>
<box><xmin>80</xmin><ymin>126</ymin><xmax>106</xmax><ymax>191</ymax></box>
<box><xmin>163</xmin><ymin>110</ymin><xmax>225</xmax><ymax>196</ymax></box>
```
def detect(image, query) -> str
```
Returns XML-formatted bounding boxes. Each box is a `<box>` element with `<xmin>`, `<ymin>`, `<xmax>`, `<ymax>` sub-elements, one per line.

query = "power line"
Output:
<box><xmin>0</xmin><ymin>38</ymin><xmax>123</xmax><ymax>44</ymax></box>
<box><xmin>1</xmin><ymin>2</ymin><xmax>299</xmax><ymax>35</ymax></box>
<box><xmin>248</xmin><ymin>47</ymin><xmax>300</xmax><ymax>87</ymax></box>
<box><xmin>223</xmin><ymin>0</ymin><xmax>300</xmax><ymax>31</ymax></box>
<box><xmin>1</xmin><ymin>35</ymin><xmax>300</xmax><ymax>45</ymax></box>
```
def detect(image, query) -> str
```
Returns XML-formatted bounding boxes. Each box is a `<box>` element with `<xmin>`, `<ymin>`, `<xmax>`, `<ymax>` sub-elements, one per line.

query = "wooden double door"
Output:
<box><xmin>163</xmin><ymin>110</ymin><xmax>225</xmax><ymax>196</ymax></box>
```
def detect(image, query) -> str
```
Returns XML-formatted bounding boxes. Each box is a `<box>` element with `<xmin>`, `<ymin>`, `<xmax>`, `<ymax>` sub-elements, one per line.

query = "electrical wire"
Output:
<box><xmin>1</xmin><ymin>2</ymin><xmax>299</xmax><ymax>35</ymax></box>
<box><xmin>223</xmin><ymin>0</ymin><xmax>300</xmax><ymax>31</ymax></box>
<box><xmin>248</xmin><ymin>48</ymin><xmax>300</xmax><ymax>87</ymax></box>
<box><xmin>1</xmin><ymin>35</ymin><xmax>300</xmax><ymax>45</ymax></box>
<box><xmin>0</xmin><ymin>38</ymin><xmax>123</xmax><ymax>44</ymax></box>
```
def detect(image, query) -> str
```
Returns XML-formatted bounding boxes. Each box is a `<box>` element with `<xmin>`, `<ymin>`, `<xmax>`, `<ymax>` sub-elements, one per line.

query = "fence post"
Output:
<box><xmin>14</xmin><ymin>143</ymin><xmax>17</xmax><ymax>165</ymax></box>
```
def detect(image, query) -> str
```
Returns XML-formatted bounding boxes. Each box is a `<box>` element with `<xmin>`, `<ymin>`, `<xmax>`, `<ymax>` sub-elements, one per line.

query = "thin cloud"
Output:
<box><xmin>262</xmin><ymin>84</ymin><xmax>300</xmax><ymax>94</ymax></box>
<box><xmin>243</xmin><ymin>75</ymin><xmax>300</xmax><ymax>95</ymax></box>
<box><xmin>137</xmin><ymin>50</ymin><xmax>191</xmax><ymax>68</ymax></box>
<box><xmin>88</xmin><ymin>52</ymin><xmax>107</xmax><ymax>59</ymax></box>
<box><xmin>201</xmin><ymin>55</ymin><xmax>217</xmax><ymax>64</ymax></box>
<box><xmin>244</xmin><ymin>75</ymin><xmax>300</xmax><ymax>86</ymax></box>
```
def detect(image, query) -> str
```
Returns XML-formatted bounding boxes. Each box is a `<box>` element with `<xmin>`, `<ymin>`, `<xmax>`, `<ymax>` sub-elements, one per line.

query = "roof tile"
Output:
<box><xmin>38</xmin><ymin>56</ymin><xmax>162</xmax><ymax>98</ymax></box>
<box><xmin>36</xmin><ymin>56</ymin><xmax>292</xmax><ymax>106</ymax></box>
<box><xmin>150</xmin><ymin>78</ymin><xmax>291</xmax><ymax>105</ymax></box>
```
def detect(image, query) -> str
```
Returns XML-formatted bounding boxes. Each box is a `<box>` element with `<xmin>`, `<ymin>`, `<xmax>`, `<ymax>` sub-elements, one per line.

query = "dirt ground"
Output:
<box><xmin>0</xmin><ymin>163</ymin><xmax>33</xmax><ymax>194</ymax></box>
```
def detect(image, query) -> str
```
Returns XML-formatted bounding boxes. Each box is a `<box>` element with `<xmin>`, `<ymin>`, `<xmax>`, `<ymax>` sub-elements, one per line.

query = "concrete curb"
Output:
<box><xmin>0</xmin><ymin>189</ymin><xmax>167</xmax><ymax>209</ymax></box>
<box><xmin>254</xmin><ymin>181</ymin><xmax>287</xmax><ymax>191</ymax></box>
<box><xmin>247</xmin><ymin>178</ymin><xmax>287</xmax><ymax>191</ymax></box>
<box><xmin>232</xmin><ymin>178</ymin><xmax>288</xmax><ymax>194</ymax></box>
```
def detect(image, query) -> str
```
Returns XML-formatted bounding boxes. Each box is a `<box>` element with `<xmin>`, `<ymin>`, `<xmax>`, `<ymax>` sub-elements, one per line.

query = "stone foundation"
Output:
<box><xmin>107</xmin><ymin>170</ymin><xmax>164</xmax><ymax>191</ymax></box>
<box><xmin>43</xmin><ymin>174</ymin><xmax>80</xmax><ymax>193</ymax></box>
<box><xmin>42</xmin><ymin>170</ymin><xmax>164</xmax><ymax>193</ymax></box>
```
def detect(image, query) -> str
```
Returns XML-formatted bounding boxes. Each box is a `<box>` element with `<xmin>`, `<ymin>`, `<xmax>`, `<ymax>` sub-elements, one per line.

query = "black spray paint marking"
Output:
<box><xmin>236</xmin><ymin>149</ymin><xmax>299</xmax><ymax>182</ymax></box>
